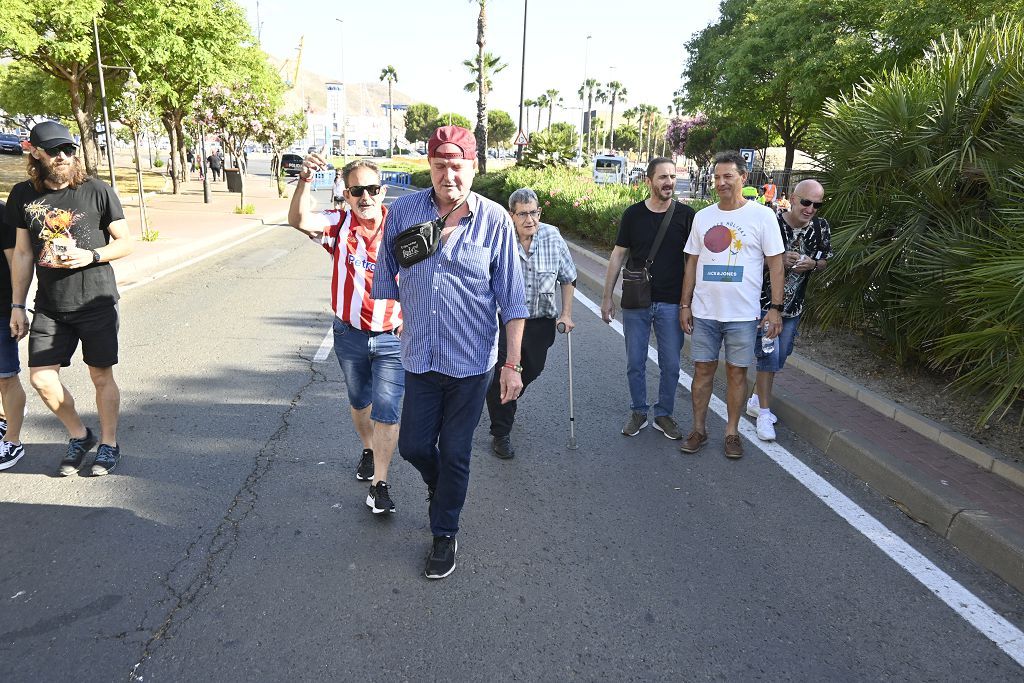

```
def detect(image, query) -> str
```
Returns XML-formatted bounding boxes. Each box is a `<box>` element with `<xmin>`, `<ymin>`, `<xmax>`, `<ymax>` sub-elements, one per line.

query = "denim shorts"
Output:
<box><xmin>690</xmin><ymin>317</ymin><xmax>757</xmax><ymax>367</ymax></box>
<box><xmin>756</xmin><ymin>313</ymin><xmax>800</xmax><ymax>372</ymax></box>
<box><xmin>0</xmin><ymin>317</ymin><xmax>20</xmax><ymax>377</ymax></box>
<box><xmin>333</xmin><ymin>319</ymin><xmax>405</xmax><ymax>424</ymax></box>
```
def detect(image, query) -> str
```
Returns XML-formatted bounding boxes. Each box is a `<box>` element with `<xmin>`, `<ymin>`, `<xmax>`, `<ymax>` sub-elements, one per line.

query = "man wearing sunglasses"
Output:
<box><xmin>747</xmin><ymin>179</ymin><xmax>832</xmax><ymax>441</ymax></box>
<box><xmin>5</xmin><ymin>120</ymin><xmax>133</xmax><ymax>476</ymax></box>
<box><xmin>288</xmin><ymin>156</ymin><xmax>404</xmax><ymax>516</ymax></box>
<box><xmin>373</xmin><ymin>126</ymin><xmax>528</xmax><ymax>580</ymax></box>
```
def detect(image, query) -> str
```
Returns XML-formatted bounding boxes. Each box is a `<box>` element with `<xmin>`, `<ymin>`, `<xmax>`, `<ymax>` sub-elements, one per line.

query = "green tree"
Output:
<box><xmin>0</xmin><ymin>61</ymin><xmax>72</xmax><ymax>130</ymax></box>
<box><xmin>466</xmin><ymin>0</ymin><xmax>499</xmax><ymax>172</ymax></box>
<box><xmin>534</xmin><ymin>93</ymin><xmax>549</xmax><ymax>132</ymax></box>
<box><xmin>405</xmin><ymin>103</ymin><xmax>439</xmax><ymax>143</ymax></box>
<box><xmin>605</xmin><ymin>81</ymin><xmax>627</xmax><ymax>151</ymax></box>
<box><xmin>578</xmin><ymin>78</ymin><xmax>599</xmax><ymax>154</ymax></box>
<box><xmin>434</xmin><ymin>112</ymin><xmax>472</xmax><ymax>130</ymax></box>
<box><xmin>522</xmin><ymin>98</ymin><xmax>536</xmax><ymax>134</ymax></box>
<box><xmin>544</xmin><ymin>88</ymin><xmax>562</xmax><ymax>131</ymax></box>
<box><xmin>519</xmin><ymin>130</ymin><xmax>576</xmax><ymax>170</ymax></box>
<box><xmin>379</xmin><ymin>65</ymin><xmax>398</xmax><ymax>158</ymax></box>
<box><xmin>254</xmin><ymin>109</ymin><xmax>306</xmax><ymax>198</ymax></box>
<box><xmin>487</xmin><ymin>109</ymin><xmax>515</xmax><ymax>149</ymax></box>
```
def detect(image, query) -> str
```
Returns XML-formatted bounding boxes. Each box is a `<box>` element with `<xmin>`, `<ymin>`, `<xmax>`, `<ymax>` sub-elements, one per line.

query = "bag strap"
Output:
<box><xmin>632</xmin><ymin>198</ymin><xmax>676</xmax><ymax>270</ymax></box>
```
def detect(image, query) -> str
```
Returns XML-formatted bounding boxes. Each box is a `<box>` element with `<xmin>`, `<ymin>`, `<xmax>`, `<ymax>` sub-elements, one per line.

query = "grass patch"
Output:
<box><xmin>234</xmin><ymin>204</ymin><xmax>256</xmax><ymax>214</ymax></box>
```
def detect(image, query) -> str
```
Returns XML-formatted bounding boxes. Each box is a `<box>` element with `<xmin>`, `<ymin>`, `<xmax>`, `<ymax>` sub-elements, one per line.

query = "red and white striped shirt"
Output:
<box><xmin>317</xmin><ymin>206</ymin><xmax>401</xmax><ymax>332</ymax></box>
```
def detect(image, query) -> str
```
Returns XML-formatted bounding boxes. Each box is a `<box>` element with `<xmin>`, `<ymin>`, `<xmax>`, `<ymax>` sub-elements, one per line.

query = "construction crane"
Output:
<box><xmin>278</xmin><ymin>36</ymin><xmax>304</xmax><ymax>89</ymax></box>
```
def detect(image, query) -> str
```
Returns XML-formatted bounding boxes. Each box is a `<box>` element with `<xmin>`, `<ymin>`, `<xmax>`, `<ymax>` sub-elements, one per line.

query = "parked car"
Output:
<box><xmin>281</xmin><ymin>153</ymin><xmax>304</xmax><ymax>176</ymax></box>
<box><xmin>0</xmin><ymin>133</ymin><xmax>24</xmax><ymax>154</ymax></box>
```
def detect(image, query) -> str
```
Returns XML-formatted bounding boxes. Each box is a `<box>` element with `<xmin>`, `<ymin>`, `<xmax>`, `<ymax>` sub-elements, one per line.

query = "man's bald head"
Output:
<box><xmin>793</xmin><ymin>179</ymin><xmax>824</xmax><ymax>199</ymax></box>
<box><xmin>790</xmin><ymin>179</ymin><xmax>825</xmax><ymax>220</ymax></box>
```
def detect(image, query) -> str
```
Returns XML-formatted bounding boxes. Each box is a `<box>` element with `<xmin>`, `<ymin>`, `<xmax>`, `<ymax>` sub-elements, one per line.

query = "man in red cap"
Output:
<box><xmin>373</xmin><ymin>126</ymin><xmax>528</xmax><ymax>579</ymax></box>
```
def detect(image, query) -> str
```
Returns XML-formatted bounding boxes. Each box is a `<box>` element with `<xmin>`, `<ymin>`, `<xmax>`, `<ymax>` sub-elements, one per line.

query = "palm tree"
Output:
<box><xmin>523</xmin><ymin>98</ymin><xmax>536</xmax><ymax>134</ymax></box>
<box><xmin>535</xmin><ymin>93</ymin><xmax>549</xmax><ymax>132</ymax></box>
<box><xmin>379</xmin><ymin>65</ymin><xmax>398</xmax><ymax>157</ymax></box>
<box><xmin>594</xmin><ymin>88</ymin><xmax>609</xmax><ymax>151</ymax></box>
<box><xmin>578</xmin><ymin>78</ymin><xmax>599</xmax><ymax>155</ymax></box>
<box><xmin>606</xmin><ymin>81</ymin><xmax>626</xmax><ymax>151</ymax></box>
<box><xmin>469</xmin><ymin>0</ymin><xmax>492</xmax><ymax>171</ymax></box>
<box><xmin>544</xmin><ymin>88</ymin><xmax>562</xmax><ymax>131</ymax></box>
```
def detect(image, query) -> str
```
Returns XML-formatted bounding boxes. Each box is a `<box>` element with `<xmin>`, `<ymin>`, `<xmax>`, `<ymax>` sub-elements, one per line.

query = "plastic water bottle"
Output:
<box><xmin>761</xmin><ymin>321</ymin><xmax>775</xmax><ymax>355</ymax></box>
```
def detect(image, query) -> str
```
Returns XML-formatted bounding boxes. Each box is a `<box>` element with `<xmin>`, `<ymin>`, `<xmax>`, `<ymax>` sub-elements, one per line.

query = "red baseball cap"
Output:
<box><xmin>428</xmin><ymin>126</ymin><xmax>476</xmax><ymax>160</ymax></box>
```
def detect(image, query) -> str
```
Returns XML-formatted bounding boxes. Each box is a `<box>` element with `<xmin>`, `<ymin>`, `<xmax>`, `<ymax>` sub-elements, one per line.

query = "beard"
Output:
<box><xmin>43</xmin><ymin>158</ymin><xmax>76</xmax><ymax>184</ymax></box>
<box><xmin>30</xmin><ymin>153</ymin><xmax>86</xmax><ymax>191</ymax></box>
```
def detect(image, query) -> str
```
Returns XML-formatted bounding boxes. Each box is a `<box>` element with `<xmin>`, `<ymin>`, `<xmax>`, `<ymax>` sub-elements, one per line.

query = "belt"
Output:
<box><xmin>364</xmin><ymin>329</ymin><xmax>392</xmax><ymax>337</ymax></box>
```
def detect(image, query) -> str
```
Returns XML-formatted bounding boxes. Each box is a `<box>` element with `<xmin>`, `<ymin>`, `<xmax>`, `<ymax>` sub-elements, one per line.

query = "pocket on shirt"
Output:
<box><xmin>452</xmin><ymin>243</ymin><xmax>491</xmax><ymax>281</ymax></box>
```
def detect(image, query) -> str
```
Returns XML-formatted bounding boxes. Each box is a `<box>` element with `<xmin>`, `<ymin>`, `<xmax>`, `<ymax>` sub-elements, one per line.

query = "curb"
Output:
<box><xmin>564</xmin><ymin>236</ymin><xmax>1024</xmax><ymax>593</ymax></box>
<box><xmin>112</xmin><ymin>213</ymin><xmax>287</xmax><ymax>287</ymax></box>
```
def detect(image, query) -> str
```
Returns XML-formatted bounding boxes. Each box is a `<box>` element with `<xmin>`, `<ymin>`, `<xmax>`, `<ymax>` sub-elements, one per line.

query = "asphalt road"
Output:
<box><xmin>1</xmin><ymin>185</ymin><xmax>1023</xmax><ymax>682</ymax></box>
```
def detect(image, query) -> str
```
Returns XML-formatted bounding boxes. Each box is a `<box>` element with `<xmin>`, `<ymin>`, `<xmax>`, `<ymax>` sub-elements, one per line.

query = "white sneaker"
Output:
<box><xmin>756</xmin><ymin>413</ymin><xmax>776</xmax><ymax>441</ymax></box>
<box><xmin>747</xmin><ymin>395</ymin><xmax>778</xmax><ymax>423</ymax></box>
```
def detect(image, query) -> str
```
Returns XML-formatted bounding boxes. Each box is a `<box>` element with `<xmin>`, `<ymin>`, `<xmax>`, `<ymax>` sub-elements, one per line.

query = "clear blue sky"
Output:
<box><xmin>237</xmin><ymin>0</ymin><xmax>721</xmax><ymax>127</ymax></box>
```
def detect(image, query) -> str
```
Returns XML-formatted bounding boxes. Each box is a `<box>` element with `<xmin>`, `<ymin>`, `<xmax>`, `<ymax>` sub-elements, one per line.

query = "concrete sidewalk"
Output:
<box><xmin>566</xmin><ymin>240</ymin><xmax>1024</xmax><ymax>594</ymax></box>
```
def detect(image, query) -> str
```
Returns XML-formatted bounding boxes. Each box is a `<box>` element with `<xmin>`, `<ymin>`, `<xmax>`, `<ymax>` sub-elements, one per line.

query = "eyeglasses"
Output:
<box><xmin>44</xmin><ymin>144</ymin><xmax>78</xmax><ymax>157</ymax></box>
<box><xmin>796</xmin><ymin>197</ymin><xmax>824</xmax><ymax>209</ymax></box>
<box><xmin>513</xmin><ymin>209</ymin><xmax>542</xmax><ymax>219</ymax></box>
<box><xmin>347</xmin><ymin>184</ymin><xmax>382</xmax><ymax>197</ymax></box>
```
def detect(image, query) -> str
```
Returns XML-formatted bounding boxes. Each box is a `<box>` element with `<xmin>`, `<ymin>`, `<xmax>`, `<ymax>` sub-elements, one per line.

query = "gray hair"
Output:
<box><xmin>508</xmin><ymin>187</ymin><xmax>539</xmax><ymax>211</ymax></box>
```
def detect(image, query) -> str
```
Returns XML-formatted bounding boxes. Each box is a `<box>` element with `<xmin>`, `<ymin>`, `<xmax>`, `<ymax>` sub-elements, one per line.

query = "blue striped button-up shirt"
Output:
<box><xmin>372</xmin><ymin>189</ymin><xmax>529</xmax><ymax>378</ymax></box>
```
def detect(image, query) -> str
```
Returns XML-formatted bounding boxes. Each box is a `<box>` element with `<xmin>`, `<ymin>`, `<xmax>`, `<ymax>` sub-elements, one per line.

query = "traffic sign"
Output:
<box><xmin>514</xmin><ymin>130</ymin><xmax>529</xmax><ymax>146</ymax></box>
<box><xmin>739</xmin><ymin>148</ymin><xmax>755</xmax><ymax>173</ymax></box>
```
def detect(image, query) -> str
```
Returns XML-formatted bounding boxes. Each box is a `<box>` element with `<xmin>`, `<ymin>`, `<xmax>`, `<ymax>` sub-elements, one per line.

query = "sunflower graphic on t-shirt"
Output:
<box><xmin>24</xmin><ymin>200</ymin><xmax>83</xmax><ymax>268</ymax></box>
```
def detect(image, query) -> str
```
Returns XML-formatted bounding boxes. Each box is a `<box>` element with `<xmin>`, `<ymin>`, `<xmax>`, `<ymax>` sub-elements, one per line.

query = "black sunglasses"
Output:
<box><xmin>45</xmin><ymin>143</ymin><xmax>78</xmax><ymax>157</ymax></box>
<box><xmin>796</xmin><ymin>197</ymin><xmax>824</xmax><ymax>209</ymax></box>
<box><xmin>347</xmin><ymin>184</ymin><xmax>382</xmax><ymax>197</ymax></box>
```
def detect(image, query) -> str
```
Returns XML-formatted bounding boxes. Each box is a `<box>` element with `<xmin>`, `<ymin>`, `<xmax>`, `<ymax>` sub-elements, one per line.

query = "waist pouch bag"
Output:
<box><xmin>619</xmin><ymin>199</ymin><xmax>676</xmax><ymax>309</ymax></box>
<box><xmin>394</xmin><ymin>199</ymin><xmax>465</xmax><ymax>268</ymax></box>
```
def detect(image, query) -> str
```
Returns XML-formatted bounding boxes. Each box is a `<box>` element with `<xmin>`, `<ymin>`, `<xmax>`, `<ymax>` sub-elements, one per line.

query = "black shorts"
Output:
<box><xmin>29</xmin><ymin>305</ymin><xmax>119</xmax><ymax>368</ymax></box>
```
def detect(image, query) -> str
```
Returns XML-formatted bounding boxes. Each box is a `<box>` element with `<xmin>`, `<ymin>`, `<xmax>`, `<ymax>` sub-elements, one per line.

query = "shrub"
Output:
<box><xmin>812</xmin><ymin>17</ymin><xmax>1024</xmax><ymax>424</ymax></box>
<box><xmin>234</xmin><ymin>204</ymin><xmax>256</xmax><ymax>214</ymax></box>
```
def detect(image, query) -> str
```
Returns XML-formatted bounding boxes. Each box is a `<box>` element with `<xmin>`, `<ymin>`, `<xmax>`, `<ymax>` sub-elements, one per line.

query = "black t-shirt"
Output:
<box><xmin>0</xmin><ymin>201</ymin><xmax>14</xmax><ymax>309</ymax></box>
<box><xmin>615</xmin><ymin>200</ymin><xmax>695</xmax><ymax>303</ymax></box>
<box><xmin>4</xmin><ymin>178</ymin><xmax>123</xmax><ymax>312</ymax></box>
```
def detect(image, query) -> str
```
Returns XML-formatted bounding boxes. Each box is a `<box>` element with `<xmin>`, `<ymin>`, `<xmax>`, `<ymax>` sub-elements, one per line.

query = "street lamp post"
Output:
<box><xmin>516</xmin><ymin>0</ymin><xmax>528</xmax><ymax>163</ymax></box>
<box><xmin>335</xmin><ymin>19</ymin><xmax>348</xmax><ymax>164</ymax></box>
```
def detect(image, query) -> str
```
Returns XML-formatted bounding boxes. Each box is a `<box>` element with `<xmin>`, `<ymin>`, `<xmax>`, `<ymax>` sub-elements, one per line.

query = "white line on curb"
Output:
<box><xmin>120</xmin><ymin>225</ymin><xmax>277</xmax><ymax>294</ymax></box>
<box><xmin>573</xmin><ymin>289</ymin><xmax>1024</xmax><ymax>667</ymax></box>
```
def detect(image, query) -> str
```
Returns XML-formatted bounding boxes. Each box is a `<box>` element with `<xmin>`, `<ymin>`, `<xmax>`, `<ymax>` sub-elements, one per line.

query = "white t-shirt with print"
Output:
<box><xmin>684</xmin><ymin>200</ymin><xmax>784</xmax><ymax>322</ymax></box>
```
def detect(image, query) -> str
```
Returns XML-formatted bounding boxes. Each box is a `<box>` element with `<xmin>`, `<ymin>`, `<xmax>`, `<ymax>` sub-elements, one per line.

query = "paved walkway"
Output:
<box><xmin>92</xmin><ymin>174</ymin><xmax>1024</xmax><ymax>595</ymax></box>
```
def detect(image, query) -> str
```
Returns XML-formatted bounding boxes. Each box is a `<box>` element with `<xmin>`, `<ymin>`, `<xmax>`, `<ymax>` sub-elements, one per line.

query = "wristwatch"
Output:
<box><xmin>91</xmin><ymin>250</ymin><xmax>101</xmax><ymax>263</ymax></box>
<box><xmin>768</xmin><ymin>303</ymin><xmax>784</xmax><ymax>312</ymax></box>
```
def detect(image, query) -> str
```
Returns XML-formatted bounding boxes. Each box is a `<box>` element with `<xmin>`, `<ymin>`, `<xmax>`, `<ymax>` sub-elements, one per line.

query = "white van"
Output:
<box><xmin>593</xmin><ymin>154</ymin><xmax>628</xmax><ymax>184</ymax></box>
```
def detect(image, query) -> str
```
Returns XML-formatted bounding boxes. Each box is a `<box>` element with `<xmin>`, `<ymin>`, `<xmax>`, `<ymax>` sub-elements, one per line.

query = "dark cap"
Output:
<box><xmin>428</xmin><ymin>126</ymin><xmax>476</xmax><ymax>160</ymax></box>
<box><xmin>29</xmin><ymin>121</ymin><xmax>75</xmax><ymax>149</ymax></box>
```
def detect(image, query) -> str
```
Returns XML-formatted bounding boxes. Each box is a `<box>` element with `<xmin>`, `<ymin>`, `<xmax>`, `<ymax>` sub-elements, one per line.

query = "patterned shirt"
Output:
<box><xmin>518</xmin><ymin>223</ymin><xmax>577</xmax><ymax>319</ymax></box>
<box><xmin>373</xmin><ymin>189</ymin><xmax>529</xmax><ymax>378</ymax></box>
<box><xmin>759</xmin><ymin>212</ymin><xmax>833</xmax><ymax>317</ymax></box>
<box><xmin>317</xmin><ymin>205</ymin><xmax>401</xmax><ymax>332</ymax></box>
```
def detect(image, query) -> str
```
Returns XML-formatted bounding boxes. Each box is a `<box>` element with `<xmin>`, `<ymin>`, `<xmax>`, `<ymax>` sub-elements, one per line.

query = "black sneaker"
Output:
<box><xmin>356</xmin><ymin>449</ymin><xmax>374</xmax><ymax>481</ymax></box>
<box><xmin>58</xmin><ymin>428</ymin><xmax>97</xmax><ymax>477</ymax></box>
<box><xmin>90</xmin><ymin>443</ymin><xmax>121</xmax><ymax>476</ymax></box>
<box><xmin>424</xmin><ymin>535</ymin><xmax>457</xmax><ymax>579</ymax></box>
<box><xmin>491</xmin><ymin>434</ymin><xmax>515</xmax><ymax>459</ymax></box>
<box><xmin>366</xmin><ymin>481</ymin><xmax>396</xmax><ymax>514</ymax></box>
<box><xmin>0</xmin><ymin>440</ymin><xmax>25</xmax><ymax>471</ymax></box>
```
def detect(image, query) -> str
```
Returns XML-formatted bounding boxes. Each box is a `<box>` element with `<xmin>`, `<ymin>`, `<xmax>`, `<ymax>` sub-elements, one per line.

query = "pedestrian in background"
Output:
<box><xmin>287</xmin><ymin>156</ymin><xmax>403</xmax><ymax>515</ymax></box>
<box><xmin>602</xmin><ymin>157</ymin><xmax>695</xmax><ymax>440</ymax></box>
<box><xmin>6</xmin><ymin>121</ymin><xmax>133</xmax><ymax>476</ymax></box>
<box><xmin>679</xmin><ymin>150</ymin><xmax>784</xmax><ymax>459</ymax></box>
<box><xmin>207</xmin><ymin>149</ymin><xmax>222</xmax><ymax>182</ymax></box>
<box><xmin>486</xmin><ymin>187</ymin><xmax>576</xmax><ymax>460</ymax></box>
<box><xmin>373</xmin><ymin>125</ymin><xmax>528</xmax><ymax>580</ymax></box>
<box><xmin>748</xmin><ymin>179</ymin><xmax>832</xmax><ymax>441</ymax></box>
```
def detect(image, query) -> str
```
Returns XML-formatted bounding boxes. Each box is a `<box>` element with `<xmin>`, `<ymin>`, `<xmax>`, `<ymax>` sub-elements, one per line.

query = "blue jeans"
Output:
<box><xmin>398</xmin><ymin>370</ymin><xmax>491</xmax><ymax>537</ymax></box>
<box><xmin>621</xmin><ymin>302</ymin><xmax>684</xmax><ymax>417</ymax></box>
<box><xmin>332</xmin><ymin>320</ymin><xmax>405</xmax><ymax>424</ymax></box>
<box><xmin>756</xmin><ymin>313</ymin><xmax>800</xmax><ymax>372</ymax></box>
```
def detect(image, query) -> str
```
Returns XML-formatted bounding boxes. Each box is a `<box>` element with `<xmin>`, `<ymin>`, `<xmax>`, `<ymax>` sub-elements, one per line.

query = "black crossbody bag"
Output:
<box><xmin>393</xmin><ymin>199</ymin><xmax>466</xmax><ymax>268</ymax></box>
<box><xmin>620</xmin><ymin>199</ymin><xmax>677</xmax><ymax>309</ymax></box>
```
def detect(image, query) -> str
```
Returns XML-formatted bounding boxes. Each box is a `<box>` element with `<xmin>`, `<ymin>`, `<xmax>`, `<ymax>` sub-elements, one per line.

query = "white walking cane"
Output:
<box><xmin>556</xmin><ymin>321</ymin><xmax>577</xmax><ymax>450</ymax></box>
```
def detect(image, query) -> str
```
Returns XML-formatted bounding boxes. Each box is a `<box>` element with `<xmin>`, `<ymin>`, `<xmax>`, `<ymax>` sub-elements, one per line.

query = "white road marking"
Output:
<box><xmin>573</xmin><ymin>289</ymin><xmax>1024</xmax><ymax>667</ymax></box>
<box><xmin>120</xmin><ymin>225</ymin><xmax>277</xmax><ymax>293</ymax></box>
<box><xmin>313</xmin><ymin>328</ymin><xmax>334</xmax><ymax>362</ymax></box>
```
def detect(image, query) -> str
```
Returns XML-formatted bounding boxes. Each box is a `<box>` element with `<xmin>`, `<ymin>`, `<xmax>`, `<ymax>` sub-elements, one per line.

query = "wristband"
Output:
<box><xmin>300</xmin><ymin>174</ymin><xmax>313</xmax><ymax>183</ymax></box>
<box><xmin>11</xmin><ymin>304</ymin><xmax>25</xmax><ymax>310</ymax></box>
<box><xmin>680</xmin><ymin>304</ymin><xmax>690</xmax><ymax>308</ymax></box>
<box><xmin>502</xmin><ymin>362</ymin><xmax>523</xmax><ymax>373</ymax></box>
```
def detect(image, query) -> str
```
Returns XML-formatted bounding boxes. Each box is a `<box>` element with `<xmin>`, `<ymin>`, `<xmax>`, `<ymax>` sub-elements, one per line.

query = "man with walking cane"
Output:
<box><xmin>485</xmin><ymin>188</ymin><xmax>577</xmax><ymax>460</ymax></box>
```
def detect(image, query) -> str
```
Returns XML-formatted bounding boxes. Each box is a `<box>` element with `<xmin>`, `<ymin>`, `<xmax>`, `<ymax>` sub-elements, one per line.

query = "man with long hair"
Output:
<box><xmin>5</xmin><ymin>121</ymin><xmax>133</xmax><ymax>476</ymax></box>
